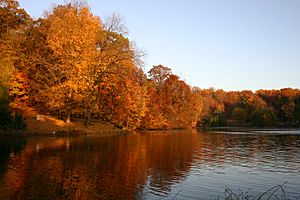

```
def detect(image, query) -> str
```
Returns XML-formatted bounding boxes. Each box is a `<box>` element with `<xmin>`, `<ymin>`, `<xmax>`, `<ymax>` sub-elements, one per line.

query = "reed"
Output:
<box><xmin>223</xmin><ymin>181</ymin><xmax>288</xmax><ymax>200</ymax></box>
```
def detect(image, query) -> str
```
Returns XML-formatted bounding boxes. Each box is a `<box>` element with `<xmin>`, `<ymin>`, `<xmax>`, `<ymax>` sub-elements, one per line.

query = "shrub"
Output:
<box><xmin>0</xmin><ymin>111</ymin><xmax>26</xmax><ymax>131</ymax></box>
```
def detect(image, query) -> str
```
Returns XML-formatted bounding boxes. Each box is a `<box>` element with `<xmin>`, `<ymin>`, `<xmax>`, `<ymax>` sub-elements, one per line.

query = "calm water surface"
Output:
<box><xmin>0</xmin><ymin>130</ymin><xmax>300</xmax><ymax>199</ymax></box>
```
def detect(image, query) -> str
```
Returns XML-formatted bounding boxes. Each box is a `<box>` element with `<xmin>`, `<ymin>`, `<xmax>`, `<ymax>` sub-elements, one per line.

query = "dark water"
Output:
<box><xmin>0</xmin><ymin>130</ymin><xmax>300</xmax><ymax>200</ymax></box>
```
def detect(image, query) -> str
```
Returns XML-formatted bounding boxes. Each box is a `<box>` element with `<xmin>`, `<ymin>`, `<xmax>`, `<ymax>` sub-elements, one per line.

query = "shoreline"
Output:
<box><xmin>199</xmin><ymin>126</ymin><xmax>300</xmax><ymax>131</ymax></box>
<box><xmin>0</xmin><ymin>110</ymin><xmax>127</xmax><ymax>139</ymax></box>
<box><xmin>0</xmin><ymin>128</ymin><xmax>128</xmax><ymax>139</ymax></box>
<box><xmin>2</xmin><ymin>126</ymin><xmax>300</xmax><ymax>140</ymax></box>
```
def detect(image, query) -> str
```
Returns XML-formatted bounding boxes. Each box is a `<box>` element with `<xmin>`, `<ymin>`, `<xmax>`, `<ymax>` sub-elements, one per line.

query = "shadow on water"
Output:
<box><xmin>0</xmin><ymin>129</ymin><xmax>299</xmax><ymax>199</ymax></box>
<box><xmin>0</xmin><ymin>138</ymin><xmax>26</xmax><ymax>178</ymax></box>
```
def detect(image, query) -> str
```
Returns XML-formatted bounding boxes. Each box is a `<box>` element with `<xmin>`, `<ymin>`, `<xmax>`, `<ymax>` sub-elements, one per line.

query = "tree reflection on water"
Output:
<box><xmin>0</xmin><ymin>130</ymin><xmax>300</xmax><ymax>199</ymax></box>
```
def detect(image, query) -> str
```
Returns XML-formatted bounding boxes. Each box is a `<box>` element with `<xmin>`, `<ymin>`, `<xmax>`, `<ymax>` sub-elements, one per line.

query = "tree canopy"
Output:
<box><xmin>1</xmin><ymin>0</ymin><xmax>300</xmax><ymax>131</ymax></box>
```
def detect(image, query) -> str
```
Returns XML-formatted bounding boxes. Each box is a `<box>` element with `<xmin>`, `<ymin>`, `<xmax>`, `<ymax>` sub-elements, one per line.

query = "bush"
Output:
<box><xmin>0</xmin><ymin>110</ymin><xmax>13</xmax><ymax>130</ymax></box>
<box><xmin>0</xmin><ymin>111</ymin><xmax>26</xmax><ymax>131</ymax></box>
<box><xmin>14</xmin><ymin>112</ymin><xmax>27</xmax><ymax>130</ymax></box>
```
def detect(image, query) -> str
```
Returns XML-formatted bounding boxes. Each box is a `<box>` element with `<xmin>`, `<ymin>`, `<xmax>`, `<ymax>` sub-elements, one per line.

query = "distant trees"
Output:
<box><xmin>198</xmin><ymin>88</ymin><xmax>300</xmax><ymax>127</ymax></box>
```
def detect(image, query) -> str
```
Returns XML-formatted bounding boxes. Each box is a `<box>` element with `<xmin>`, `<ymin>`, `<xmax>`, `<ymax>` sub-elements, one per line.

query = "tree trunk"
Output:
<box><xmin>58</xmin><ymin>110</ymin><xmax>63</xmax><ymax>120</ymax></box>
<box><xmin>84</xmin><ymin>111</ymin><xmax>91</xmax><ymax>128</ymax></box>
<box><xmin>66</xmin><ymin>111</ymin><xmax>71</xmax><ymax>123</ymax></box>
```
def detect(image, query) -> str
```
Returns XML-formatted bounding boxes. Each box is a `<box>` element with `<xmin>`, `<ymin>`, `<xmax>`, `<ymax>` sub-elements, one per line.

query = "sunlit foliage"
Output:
<box><xmin>1</xmin><ymin>0</ymin><xmax>300</xmax><ymax>131</ymax></box>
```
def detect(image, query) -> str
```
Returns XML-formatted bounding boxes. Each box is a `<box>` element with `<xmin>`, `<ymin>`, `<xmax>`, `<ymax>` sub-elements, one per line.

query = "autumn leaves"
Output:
<box><xmin>1</xmin><ymin>1</ymin><xmax>202</xmax><ymax>130</ymax></box>
<box><xmin>1</xmin><ymin>0</ymin><xmax>300</xmax><ymax>131</ymax></box>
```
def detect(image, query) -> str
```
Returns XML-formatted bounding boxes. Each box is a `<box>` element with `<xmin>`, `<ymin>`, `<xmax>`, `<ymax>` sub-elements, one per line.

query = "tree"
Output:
<box><xmin>143</xmin><ymin>66</ymin><xmax>201</xmax><ymax>129</ymax></box>
<box><xmin>0</xmin><ymin>0</ymin><xmax>30</xmax><ymax>111</ymax></box>
<box><xmin>257</xmin><ymin>88</ymin><xmax>300</xmax><ymax>126</ymax></box>
<box><xmin>294</xmin><ymin>97</ymin><xmax>300</xmax><ymax>127</ymax></box>
<box><xmin>280</xmin><ymin>100</ymin><xmax>295</xmax><ymax>126</ymax></box>
<box><xmin>0</xmin><ymin>0</ymin><xmax>30</xmax><ymax>132</ymax></box>
<box><xmin>92</xmin><ymin>14</ymin><xmax>147</xmax><ymax>129</ymax></box>
<box><xmin>18</xmin><ymin>2</ymin><xmax>147</xmax><ymax>129</ymax></box>
<box><xmin>254</xmin><ymin>108</ymin><xmax>277</xmax><ymax>127</ymax></box>
<box><xmin>8</xmin><ymin>71</ymin><xmax>29</xmax><ymax>110</ymax></box>
<box><xmin>45</xmin><ymin>3</ymin><xmax>102</xmax><ymax>123</ymax></box>
<box><xmin>196</xmin><ymin>88</ymin><xmax>225</xmax><ymax>127</ymax></box>
<box><xmin>20</xmin><ymin>2</ymin><xmax>103</xmax><ymax>124</ymax></box>
<box><xmin>148</xmin><ymin>65</ymin><xmax>172</xmax><ymax>88</ymax></box>
<box><xmin>143</xmin><ymin>65</ymin><xmax>173</xmax><ymax>129</ymax></box>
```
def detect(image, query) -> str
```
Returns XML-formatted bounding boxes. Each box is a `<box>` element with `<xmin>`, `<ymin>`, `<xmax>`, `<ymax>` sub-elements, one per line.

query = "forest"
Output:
<box><xmin>1</xmin><ymin>0</ymin><xmax>300</xmax><ymax>131</ymax></box>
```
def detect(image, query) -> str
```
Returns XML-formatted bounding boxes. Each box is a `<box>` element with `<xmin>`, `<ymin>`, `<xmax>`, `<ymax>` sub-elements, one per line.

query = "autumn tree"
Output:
<box><xmin>87</xmin><ymin>14</ymin><xmax>148</xmax><ymax>130</ymax></box>
<box><xmin>16</xmin><ymin>1</ymin><xmax>147</xmax><ymax>129</ymax></box>
<box><xmin>3</xmin><ymin>1</ymin><xmax>300</xmax><ymax>131</ymax></box>
<box><xmin>294</xmin><ymin>97</ymin><xmax>300</xmax><ymax>127</ymax></box>
<box><xmin>148</xmin><ymin>65</ymin><xmax>172</xmax><ymax>87</ymax></box>
<box><xmin>141</xmin><ymin>65</ymin><xmax>172</xmax><ymax>128</ymax></box>
<box><xmin>20</xmin><ymin>2</ymin><xmax>104</xmax><ymax>124</ymax></box>
<box><xmin>8</xmin><ymin>71</ymin><xmax>29</xmax><ymax>109</ymax></box>
<box><xmin>45</xmin><ymin>3</ymin><xmax>102</xmax><ymax>123</ymax></box>
<box><xmin>226</xmin><ymin>90</ymin><xmax>275</xmax><ymax>126</ymax></box>
<box><xmin>257</xmin><ymin>88</ymin><xmax>300</xmax><ymax>126</ymax></box>
<box><xmin>0</xmin><ymin>0</ymin><xmax>31</xmax><ymax>131</ymax></box>
<box><xmin>143</xmin><ymin>65</ymin><xmax>201</xmax><ymax>129</ymax></box>
<box><xmin>196</xmin><ymin>88</ymin><xmax>225</xmax><ymax>127</ymax></box>
<box><xmin>160</xmin><ymin>75</ymin><xmax>201</xmax><ymax>128</ymax></box>
<box><xmin>196</xmin><ymin>89</ymin><xmax>282</xmax><ymax>127</ymax></box>
<box><xmin>0</xmin><ymin>0</ymin><xmax>30</xmax><ymax>111</ymax></box>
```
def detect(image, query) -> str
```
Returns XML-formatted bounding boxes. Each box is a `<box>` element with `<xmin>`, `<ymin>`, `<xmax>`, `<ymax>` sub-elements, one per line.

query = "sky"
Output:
<box><xmin>18</xmin><ymin>0</ymin><xmax>300</xmax><ymax>91</ymax></box>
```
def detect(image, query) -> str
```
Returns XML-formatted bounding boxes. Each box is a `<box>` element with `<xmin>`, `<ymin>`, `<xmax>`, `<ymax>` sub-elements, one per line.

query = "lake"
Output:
<box><xmin>0</xmin><ymin>129</ymin><xmax>300</xmax><ymax>199</ymax></box>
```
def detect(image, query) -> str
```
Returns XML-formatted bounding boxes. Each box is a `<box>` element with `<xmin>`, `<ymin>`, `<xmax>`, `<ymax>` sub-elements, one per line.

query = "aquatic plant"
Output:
<box><xmin>224</xmin><ymin>181</ymin><xmax>289</xmax><ymax>200</ymax></box>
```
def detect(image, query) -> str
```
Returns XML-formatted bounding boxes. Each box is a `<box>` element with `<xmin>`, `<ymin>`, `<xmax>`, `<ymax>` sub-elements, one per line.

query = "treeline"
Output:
<box><xmin>1</xmin><ymin>0</ymin><xmax>299</xmax><ymax>131</ymax></box>
<box><xmin>0</xmin><ymin>0</ymin><xmax>201</xmax><ymax>130</ymax></box>
<box><xmin>198</xmin><ymin>88</ymin><xmax>300</xmax><ymax>127</ymax></box>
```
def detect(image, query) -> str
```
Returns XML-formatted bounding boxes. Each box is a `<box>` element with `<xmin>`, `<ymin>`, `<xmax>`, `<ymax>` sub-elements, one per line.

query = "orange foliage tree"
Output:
<box><xmin>2</xmin><ymin>0</ymin><xmax>300</xmax><ymax>131</ymax></box>
<box><xmin>0</xmin><ymin>0</ymin><xmax>30</xmax><ymax>111</ymax></box>
<box><xmin>19</xmin><ymin>2</ymin><xmax>147</xmax><ymax>129</ymax></box>
<box><xmin>143</xmin><ymin>65</ymin><xmax>201</xmax><ymax>129</ymax></box>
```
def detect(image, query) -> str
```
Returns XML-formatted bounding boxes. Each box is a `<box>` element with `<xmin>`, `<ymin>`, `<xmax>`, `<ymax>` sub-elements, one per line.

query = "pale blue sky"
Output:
<box><xmin>19</xmin><ymin>0</ymin><xmax>300</xmax><ymax>91</ymax></box>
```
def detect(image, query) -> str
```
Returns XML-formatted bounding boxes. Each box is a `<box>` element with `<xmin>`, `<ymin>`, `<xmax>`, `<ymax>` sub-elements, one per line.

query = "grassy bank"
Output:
<box><xmin>0</xmin><ymin>107</ymin><xmax>125</xmax><ymax>137</ymax></box>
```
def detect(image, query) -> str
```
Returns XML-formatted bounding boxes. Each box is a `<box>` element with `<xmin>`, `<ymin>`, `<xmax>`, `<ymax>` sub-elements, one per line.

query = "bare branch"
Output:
<box><xmin>104</xmin><ymin>13</ymin><xmax>128</xmax><ymax>35</ymax></box>
<box><xmin>64</xmin><ymin>0</ymin><xmax>88</xmax><ymax>9</ymax></box>
<box><xmin>130</xmin><ymin>41</ymin><xmax>147</xmax><ymax>68</ymax></box>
